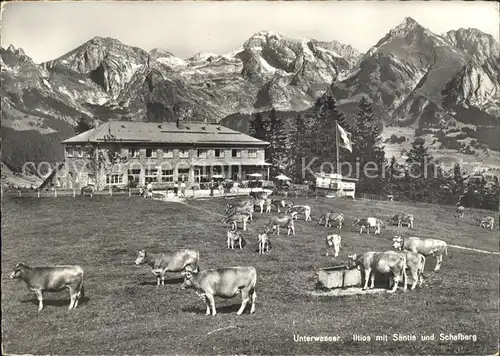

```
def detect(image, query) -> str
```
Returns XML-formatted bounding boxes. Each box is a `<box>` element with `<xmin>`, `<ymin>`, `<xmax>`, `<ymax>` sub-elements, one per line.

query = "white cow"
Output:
<box><xmin>393</xmin><ymin>236</ymin><xmax>447</xmax><ymax>272</ymax></box>
<box><xmin>352</xmin><ymin>217</ymin><xmax>382</xmax><ymax>235</ymax></box>
<box><xmin>347</xmin><ymin>251</ymin><xmax>407</xmax><ymax>293</ymax></box>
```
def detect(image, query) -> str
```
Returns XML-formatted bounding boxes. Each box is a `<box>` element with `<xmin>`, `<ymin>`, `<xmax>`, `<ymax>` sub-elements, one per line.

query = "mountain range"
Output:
<box><xmin>1</xmin><ymin>17</ymin><xmax>499</xmax><ymax>177</ymax></box>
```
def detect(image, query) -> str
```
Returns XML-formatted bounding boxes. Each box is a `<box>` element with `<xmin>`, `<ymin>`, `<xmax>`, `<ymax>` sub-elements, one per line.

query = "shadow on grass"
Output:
<box><xmin>139</xmin><ymin>277</ymin><xmax>184</xmax><ymax>286</ymax></box>
<box><xmin>181</xmin><ymin>303</ymin><xmax>246</xmax><ymax>315</ymax></box>
<box><xmin>21</xmin><ymin>296</ymin><xmax>90</xmax><ymax>308</ymax></box>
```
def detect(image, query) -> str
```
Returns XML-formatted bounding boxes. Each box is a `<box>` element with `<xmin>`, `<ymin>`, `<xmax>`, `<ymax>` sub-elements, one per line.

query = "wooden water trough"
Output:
<box><xmin>317</xmin><ymin>265</ymin><xmax>362</xmax><ymax>289</ymax></box>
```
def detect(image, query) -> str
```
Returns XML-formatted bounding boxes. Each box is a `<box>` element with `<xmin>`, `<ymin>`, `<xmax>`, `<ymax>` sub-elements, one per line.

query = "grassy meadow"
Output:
<box><xmin>1</xmin><ymin>195</ymin><xmax>499</xmax><ymax>355</ymax></box>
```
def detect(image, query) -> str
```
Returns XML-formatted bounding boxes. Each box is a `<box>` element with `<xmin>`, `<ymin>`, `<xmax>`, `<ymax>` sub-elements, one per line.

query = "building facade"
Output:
<box><xmin>314</xmin><ymin>173</ymin><xmax>358</xmax><ymax>198</ymax></box>
<box><xmin>61</xmin><ymin>120</ymin><xmax>270</xmax><ymax>190</ymax></box>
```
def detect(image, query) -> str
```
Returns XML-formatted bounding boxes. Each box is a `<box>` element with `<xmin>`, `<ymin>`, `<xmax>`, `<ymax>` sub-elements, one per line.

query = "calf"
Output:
<box><xmin>80</xmin><ymin>185</ymin><xmax>94</xmax><ymax>197</ymax></box>
<box><xmin>224</xmin><ymin>213</ymin><xmax>250</xmax><ymax>231</ymax></box>
<box><xmin>388</xmin><ymin>213</ymin><xmax>414</xmax><ymax>228</ymax></box>
<box><xmin>317</xmin><ymin>212</ymin><xmax>344</xmax><ymax>229</ymax></box>
<box><xmin>325</xmin><ymin>234</ymin><xmax>342</xmax><ymax>257</ymax></box>
<box><xmin>287</xmin><ymin>205</ymin><xmax>312</xmax><ymax>222</ymax></box>
<box><xmin>352</xmin><ymin>217</ymin><xmax>382</xmax><ymax>235</ymax></box>
<box><xmin>182</xmin><ymin>266</ymin><xmax>257</xmax><ymax>316</ymax></box>
<box><xmin>10</xmin><ymin>263</ymin><xmax>84</xmax><ymax>312</ymax></box>
<box><xmin>227</xmin><ymin>230</ymin><xmax>244</xmax><ymax>250</ymax></box>
<box><xmin>397</xmin><ymin>251</ymin><xmax>426</xmax><ymax>290</ymax></box>
<box><xmin>347</xmin><ymin>251</ymin><xmax>406</xmax><ymax>293</ymax></box>
<box><xmin>258</xmin><ymin>233</ymin><xmax>271</xmax><ymax>254</ymax></box>
<box><xmin>135</xmin><ymin>249</ymin><xmax>199</xmax><ymax>286</ymax></box>
<box><xmin>473</xmin><ymin>216</ymin><xmax>495</xmax><ymax>230</ymax></box>
<box><xmin>265</xmin><ymin>215</ymin><xmax>295</xmax><ymax>236</ymax></box>
<box><xmin>455</xmin><ymin>205</ymin><xmax>465</xmax><ymax>218</ymax></box>
<box><xmin>393</xmin><ymin>236</ymin><xmax>447</xmax><ymax>272</ymax></box>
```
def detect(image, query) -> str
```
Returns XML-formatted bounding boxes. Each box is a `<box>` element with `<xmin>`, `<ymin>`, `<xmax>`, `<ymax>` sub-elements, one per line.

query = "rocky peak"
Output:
<box><xmin>6</xmin><ymin>44</ymin><xmax>26</xmax><ymax>57</ymax></box>
<box><xmin>149</xmin><ymin>48</ymin><xmax>176</xmax><ymax>59</ymax></box>
<box><xmin>444</xmin><ymin>28</ymin><xmax>500</xmax><ymax>61</ymax></box>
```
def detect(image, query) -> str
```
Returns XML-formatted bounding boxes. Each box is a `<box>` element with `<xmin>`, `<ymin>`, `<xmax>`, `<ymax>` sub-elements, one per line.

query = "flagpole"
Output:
<box><xmin>335</xmin><ymin>122</ymin><xmax>340</xmax><ymax>175</ymax></box>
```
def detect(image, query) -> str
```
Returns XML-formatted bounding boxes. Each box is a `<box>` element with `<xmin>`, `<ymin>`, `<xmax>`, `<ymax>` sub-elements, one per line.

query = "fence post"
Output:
<box><xmin>38</xmin><ymin>190</ymin><xmax>40</xmax><ymax>198</ymax></box>
<box><xmin>73</xmin><ymin>189</ymin><xmax>76</xmax><ymax>198</ymax></box>
<box><xmin>19</xmin><ymin>190</ymin><xmax>21</xmax><ymax>197</ymax></box>
<box><xmin>129</xmin><ymin>188</ymin><xmax>131</xmax><ymax>198</ymax></box>
<box><xmin>54</xmin><ymin>189</ymin><xmax>57</xmax><ymax>198</ymax></box>
<box><xmin>110</xmin><ymin>187</ymin><xmax>113</xmax><ymax>197</ymax></box>
<box><xmin>192</xmin><ymin>189</ymin><xmax>195</xmax><ymax>197</ymax></box>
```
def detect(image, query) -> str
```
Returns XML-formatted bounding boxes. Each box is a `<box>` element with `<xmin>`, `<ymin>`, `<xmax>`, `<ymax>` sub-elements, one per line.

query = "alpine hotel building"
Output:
<box><xmin>61</xmin><ymin>120</ymin><xmax>270</xmax><ymax>190</ymax></box>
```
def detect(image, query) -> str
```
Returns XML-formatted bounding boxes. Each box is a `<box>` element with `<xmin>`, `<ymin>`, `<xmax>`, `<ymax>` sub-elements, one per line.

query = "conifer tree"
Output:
<box><xmin>405</xmin><ymin>138</ymin><xmax>435</xmax><ymax>201</ymax></box>
<box><xmin>351</xmin><ymin>97</ymin><xmax>386</xmax><ymax>194</ymax></box>
<box><xmin>75</xmin><ymin>117</ymin><xmax>94</xmax><ymax>135</ymax></box>
<box><xmin>309</xmin><ymin>90</ymin><xmax>348</xmax><ymax>174</ymax></box>
<box><xmin>267</xmin><ymin>109</ymin><xmax>288</xmax><ymax>176</ymax></box>
<box><xmin>288</xmin><ymin>113</ymin><xmax>307</xmax><ymax>181</ymax></box>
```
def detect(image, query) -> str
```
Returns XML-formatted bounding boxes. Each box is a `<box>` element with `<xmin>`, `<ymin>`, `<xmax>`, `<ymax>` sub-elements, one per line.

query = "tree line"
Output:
<box><xmin>248</xmin><ymin>92</ymin><xmax>499</xmax><ymax>211</ymax></box>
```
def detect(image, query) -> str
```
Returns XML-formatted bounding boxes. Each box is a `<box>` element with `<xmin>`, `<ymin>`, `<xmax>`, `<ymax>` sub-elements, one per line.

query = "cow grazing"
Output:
<box><xmin>398</xmin><ymin>251</ymin><xmax>426</xmax><ymax>290</ymax></box>
<box><xmin>392</xmin><ymin>236</ymin><xmax>447</xmax><ymax>272</ymax></box>
<box><xmin>80</xmin><ymin>185</ymin><xmax>94</xmax><ymax>197</ymax></box>
<box><xmin>226</xmin><ymin>200</ymin><xmax>254</xmax><ymax>220</ymax></box>
<box><xmin>455</xmin><ymin>205</ymin><xmax>465</xmax><ymax>218</ymax></box>
<box><xmin>227</xmin><ymin>230</ymin><xmax>244</xmax><ymax>250</ymax></box>
<box><xmin>347</xmin><ymin>251</ymin><xmax>406</xmax><ymax>293</ymax></box>
<box><xmin>10</xmin><ymin>263</ymin><xmax>84</xmax><ymax>312</ymax></box>
<box><xmin>325</xmin><ymin>234</ymin><xmax>342</xmax><ymax>257</ymax></box>
<box><xmin>287</xmin><ymin>205</ymin><xmax>312</xmax><ymax>222</ymax></box>
<box><xmin>258</xmin><ymin>233</ymin><xmax>271</xmax><ymax>254</ymax></box>
<box><xmin>265</xmin><ymin>199</ymin><xmax>284</xmax><ymax>213</ymax></box>
<box><xmin>388</xmin><ymin>213</ymin><xmax>414</xmax><ymax>228</ymax></box>
<box><xmin>224</xmin><ymin>213</ymin><xmax>250</xmax><ymax>231</ymax></box>
<box><xmin>317</xmin><ymin>212</ymin><xmax>344</xmax><ymax>229</ymax></box>
<box><xmin>265</xmin><ymin>215</ymin><xmax>295</xmax><ymax>236</ymax></box>
<box><xmin>181</xmin><ymin>266</ymin><xmax>257</xmax><ymax>316</ymax></box>
<box><xmin>473</xmin><ymin>216</ymin><xmax>495</xmax><ymax>230</ymax></box>
<box><xmin>135</xmin><ymin>249</ymin><xmax>199</xmax><ymax>286</ymax></box>
<box><xmin>352</xmin><ymin>217</ymin><xmax>382</xmax><ymax>235</ymax></box>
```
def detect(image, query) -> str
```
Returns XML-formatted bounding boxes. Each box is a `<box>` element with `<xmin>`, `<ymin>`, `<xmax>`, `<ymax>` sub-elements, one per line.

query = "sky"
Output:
<box><xmin>1</xmin><ymin>1</ymin><xmax>499</xmax><ymax>63</ymax></box>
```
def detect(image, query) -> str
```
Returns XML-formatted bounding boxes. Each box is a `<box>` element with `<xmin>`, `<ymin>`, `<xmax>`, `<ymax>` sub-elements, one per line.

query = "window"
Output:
<box><xmin>86</xmin><ymin>148</ymin><xmax>94</xmax><ymax>159</ymax></box>
<box><xmin>66</xmin><ymin>147</ymin><xmax>74</xmax><ymax>156</ymax></box>
<box><xmin>215</xmin><ymin>149</ymin><xmax>224</xmax><ymax>158</ymax></box>
<box><xmin>177</xmin><ymin>168</ymin><xmax>190</xmax><ymax>181</ymax></box>
<box><xmin>194</xmin><ymin>168</ymin><xmax>208</xmax><ymax>183</ymax></box>
<box><xmin>232</xmin><ymin>149</ymin><xmax>241</xmax><ymax>158</ymax></box>
<box><xmin>163</xmin><ymin>149</ymin><xmax>174</xmax><ymax>158</ymax></box>
<box><xmin>146</xmin><ymin>149</ymin><xmax>156</xmax><ymax>158</ymax></box>
<box><xmin>128</xmin><ymin>169</ymin><xmax>141</xmax><ymax>184</ymax></box>
<box><xmin>248</xmin><ymin>149</ymin><xmax>258</xmax><ymax>158</ymax></box>
<box><xmin>161</xmin><ymin>169</ymin><xmax>174</xmax><ymax>182</ymax></box>
<box><xmin>128</xmin><ymin>148</ymin><xmax>139</xmax><ymax>158</ymax></box>
<box><xmin>197</xmin><ymin>149</ymin><xmax>207</xmax><ymax>158</ymax></box>
<box><xmin>145</xmin><ymin>168</ymin><xmax>159</xmax><ymax>182</ymax></box>
<box><xmin>106</xmin><ymin>174</ymin><xmax>123</xmax><ymax>185</ymax></box>
<box><xmin>74</xmin><ymin>146</ymin><xmax>83</xmax><ymax>157</ymax></box>
<box><xmin>179</xmin><ymin>149</ymin><xmax>190</xmax><ymax>158</ymax></box>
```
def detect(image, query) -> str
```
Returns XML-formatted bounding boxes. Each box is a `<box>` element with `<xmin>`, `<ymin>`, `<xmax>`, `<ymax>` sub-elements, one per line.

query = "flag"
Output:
<box><xmin>336</xmin><ymin>123</ymin><xmax>352</xmax><ymax>152</ymax></box>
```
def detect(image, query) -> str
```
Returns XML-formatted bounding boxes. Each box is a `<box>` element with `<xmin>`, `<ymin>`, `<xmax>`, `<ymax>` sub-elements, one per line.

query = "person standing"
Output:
<box><xmin>180</xmin><ymin>181</ymin><xmax>186</xmax><ymax>197</ymax></box>
<box><xmin>173</xmin><ymin>181</ymin><xmax>179</xmax><ymax>196</ymax></box>
<box><xmin>209</xmin><ymin>179</ymin><xmax>215</xmax><ymax>197</ymax></box>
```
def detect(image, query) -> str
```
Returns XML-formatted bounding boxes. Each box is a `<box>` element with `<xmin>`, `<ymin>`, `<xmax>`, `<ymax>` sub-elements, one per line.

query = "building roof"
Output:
<box><xmin>62</xmin><ymin>121</ymin><xmax>269</xmax><ymax>146</ymax></box>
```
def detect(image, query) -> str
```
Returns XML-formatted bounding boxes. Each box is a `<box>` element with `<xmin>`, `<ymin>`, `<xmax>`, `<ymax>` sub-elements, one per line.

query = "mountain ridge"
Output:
<box><xmin>1</xmin><ymin>18</ymin><xmax>499</xmax><ymax>176</ymax></box>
